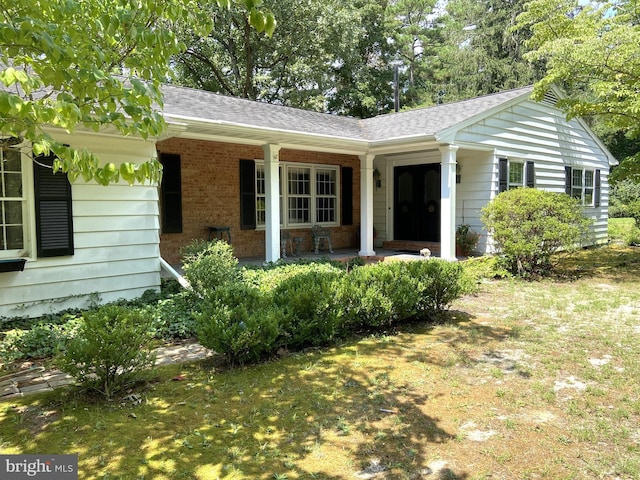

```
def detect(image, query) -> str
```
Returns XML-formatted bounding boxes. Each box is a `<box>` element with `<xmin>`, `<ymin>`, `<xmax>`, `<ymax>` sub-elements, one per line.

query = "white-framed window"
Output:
<box><xmin>287</xmin><ymin>165</ymin><xmax>311</xmax><ymax>225</ymax></box>
<box><xmin>255</xmin><ymin>164</ymin><xmax>283</xmax><ymax>226</ymax></box>
<box><xmin>0</xmin><ymin>142</ymin><xmax>74</xmax><ymax>260</ymax></box>
<box><xmin>570</xmin><ymin>168</ymin><xmax>595</xmax><ymax>206</ymax></box>
<box><xmin>316</xmin><ymin>168</ymin><xmax>337</xmax><ymax>223</ymax></box>
<box><xmin>1</xmin><ymin>145</ymin><xmax>26</xmax><ymax>257</ymax></box>
<box><xmin>499</xmin><ymin>158</ymin><xmax>534</xmax><ymax>192</ymax></box>
<box><xmin>255</xmin><ymin>161</ymin><xmax>339</xmax><ymax>228</ymax></box>
<box><xmin>508</xmin><ymin>162</ymin><xmax>525</xmax><ymax>189</ymax></box>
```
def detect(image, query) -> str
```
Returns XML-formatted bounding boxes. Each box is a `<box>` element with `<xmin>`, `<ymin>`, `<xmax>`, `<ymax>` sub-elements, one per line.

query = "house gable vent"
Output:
<box><xmin>542</xmin><ymin>90</ymin><xmax>559</xmax><ymax>106</ymax></box>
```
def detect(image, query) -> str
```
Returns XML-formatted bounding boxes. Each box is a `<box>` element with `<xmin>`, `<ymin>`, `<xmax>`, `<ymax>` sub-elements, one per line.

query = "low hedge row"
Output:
<box><xmin>1</xmin><ymin>241</ymin><xmax>468</xmax><ymax>382</ymax></box>
<box><xmin>187</xmin><ymin>241</ymin><xmax>467</xmax><ymax>365</ymax></box>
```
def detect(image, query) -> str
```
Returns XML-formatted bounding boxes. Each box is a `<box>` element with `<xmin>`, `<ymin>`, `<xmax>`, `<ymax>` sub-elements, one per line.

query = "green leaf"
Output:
<box><xmin>0</xmin><ymin>67</ymin><xmax>17</xmax><ymax>86</ymax></box>
<box><xmin>249</xmin><ymin>8</ymin><xmax>265</xmax><ymax>33</ymax></box>
<box><xmin>264</xmin><ymin>12</ymin><xmax>276</xmax><ymax>37</ymax></box>
<box><xmin>120</xmin><ymin>162</ymin><xmax>136</xmax><ymax>184</ymax></box>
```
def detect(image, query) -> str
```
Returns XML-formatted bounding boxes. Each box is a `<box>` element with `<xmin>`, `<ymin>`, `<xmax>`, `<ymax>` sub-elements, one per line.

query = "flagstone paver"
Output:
<box><xmin>0</xmin><ymin>341</ymin><xmax>213</xmax><ymax>400</ymax></box>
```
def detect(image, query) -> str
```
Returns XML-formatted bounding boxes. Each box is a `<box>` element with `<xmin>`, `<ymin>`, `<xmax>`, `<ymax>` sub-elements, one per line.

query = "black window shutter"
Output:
<box><xmin>498</xmin><ymin>158</ymin><xmax>508</xmax><ymax>193</ymax></box>
<box><xmin>159</xmin><ymin>154</ymin><xmax>182</xmax><ymax>233</ymax></box>
<box><xmin>594</xmin><ymin>169</ymin><xmax>601</xmax><ymax>207</ymax></box>
<box><xmin>565</xmin><ymin>166</ymin><xmax>572</xmax><ymax>195</ymax></box>
<box><xmin>239</xmin><ymin>159</ymin><xmax>256</xmax><ymax>230</ymax></box>
<box><xmin>341</xmin><ymin>166</ymin><xmax>353</xmax><ymax>225</ymax></box>
<box><xmin>33</xmin><ymin>156</ymin><xmax>74</xmax><ymax>257</ymax></box>
<box><xmin>526</xmin><ymin>161</ymin><xmax>535</xmax><ymax>188</ymax></box>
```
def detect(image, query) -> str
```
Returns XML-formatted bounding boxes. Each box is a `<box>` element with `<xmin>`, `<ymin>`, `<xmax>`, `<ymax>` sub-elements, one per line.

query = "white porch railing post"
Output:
<box><xmin>359</xmin><ymin>154</ymin><xmax>376</xmax><ymax>257</ymax></box>
<box><xmin>439</xmin><ymin>145</ymin><xmax>459</xmax><ymax>260</ymax></box>
<box><xmin>263</xmin><ymin>144</ymin><xmax>281</xmax><ymax>263</ymax></box>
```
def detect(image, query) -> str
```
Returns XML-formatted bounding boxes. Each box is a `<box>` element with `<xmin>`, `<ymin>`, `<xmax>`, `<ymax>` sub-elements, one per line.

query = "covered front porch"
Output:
<box><xmin>260</xmin><ymin>145</ymin><xmax>468</xmax><ymax>265</ymax></box>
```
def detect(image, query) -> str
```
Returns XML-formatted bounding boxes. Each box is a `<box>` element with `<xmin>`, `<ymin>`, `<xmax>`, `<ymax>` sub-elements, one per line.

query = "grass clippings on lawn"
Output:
<box><xmin>1</xmin><ymin>246</ymin><xmax>639</xmax><ymax>479</ymax></box>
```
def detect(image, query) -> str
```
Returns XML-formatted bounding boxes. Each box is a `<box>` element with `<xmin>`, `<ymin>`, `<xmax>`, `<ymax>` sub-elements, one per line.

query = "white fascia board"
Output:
<box><xmin>367</xmin><ymin>135</ymin><xmax>438</xmax><ymax>155</ymax></box>
<box><xmin>42</xmin><ymin>122</ymin><xmax>187</xmax><ymax>147</ymax></box>
<box><xmin>164</xmin><ymin>114</ymin><xmax>369</xmax><ymax>155</ymax></box>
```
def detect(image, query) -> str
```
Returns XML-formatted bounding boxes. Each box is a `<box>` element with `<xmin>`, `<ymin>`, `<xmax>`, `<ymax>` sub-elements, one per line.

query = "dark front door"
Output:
<box><xmin>394</xmin><ymin>164</ymin><xmax>440</xmax><ymax>242</ymax></box>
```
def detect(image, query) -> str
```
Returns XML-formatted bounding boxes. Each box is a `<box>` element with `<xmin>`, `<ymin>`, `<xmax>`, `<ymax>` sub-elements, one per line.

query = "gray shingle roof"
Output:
<box><xmin>161</xmin><ymin>83</ymin><xmax>533</xmax><ymax>143</ymax></box>
<box><xmin>360</xmin><ymin>86</ymin><xmax>533</xmax><ymax>141</ymax></box>
<box><xmin>161</xmin><ymin>84</ymin><xmax>364</xmax><ymax>140</ymax></box>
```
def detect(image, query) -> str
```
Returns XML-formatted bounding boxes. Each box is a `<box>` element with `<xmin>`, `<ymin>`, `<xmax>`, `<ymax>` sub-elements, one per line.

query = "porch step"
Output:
<box><xmin>382</xmin><ymin>240</ymin><xmax>440</xmax><ymax>253</ymax></box>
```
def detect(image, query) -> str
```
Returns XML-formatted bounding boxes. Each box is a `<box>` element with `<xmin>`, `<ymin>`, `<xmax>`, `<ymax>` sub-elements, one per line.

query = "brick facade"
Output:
<box><xmin>156</xmin><ymin>138</ymin><xmax>361</xmax><ymax>263</ymax></box>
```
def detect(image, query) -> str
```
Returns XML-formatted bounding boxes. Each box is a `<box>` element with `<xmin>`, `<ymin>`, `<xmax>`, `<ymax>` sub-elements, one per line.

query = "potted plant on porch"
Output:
<box><xmin>456</xmin><ymin>224</ymin><xmax>479</xmax><ymax>256</ymax></box>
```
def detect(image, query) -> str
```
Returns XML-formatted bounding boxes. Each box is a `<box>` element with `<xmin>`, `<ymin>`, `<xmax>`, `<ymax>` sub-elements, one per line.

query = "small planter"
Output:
<box><xmin>456</xmin><ymin>224</ymin><xmax>479</xmax><ymax>257</ymax></box>
<box><xmin>0</xmin><ymin>258</ymin><xmax>27</xmax><ymax>273</ymax></box>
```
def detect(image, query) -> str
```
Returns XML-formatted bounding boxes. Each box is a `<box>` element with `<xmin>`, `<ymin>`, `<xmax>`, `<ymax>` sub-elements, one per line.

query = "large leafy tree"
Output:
<box><xmin>327</xmin><ymin>0</ymin><xmax>397</xmax><ymax>118</ymax></box>
<box><xmin>175</xmin><ymin>0</ymin><xmax>326</xmax><ymax>109</ymax></box>
<box><xmin>430</xmin><ymin>0</ymin><xmax>541</xmax><ymax>104</ymax></box>
<box><xmin>0</xmin><ymin>0</ymin><xmax>274</xmax><ymax>185</ymax></box>
<box><xmin>175</xmin><ymin>0</ymin><xmax>353</xmax><ymax>111</ymax></box>
<box><xmin>174</xmin><ymin>0</ymin><xmax>396</xmax><ymax>118</ymax></box>
<box><xmin>517</xmin><ymin>0</ymin><xmax>640</xmax><ymax>183</ymax></box>
<box><xmin>385</xmin><ymin>0</ymin><xmax>444</xmax><ymax>109</ymax></box>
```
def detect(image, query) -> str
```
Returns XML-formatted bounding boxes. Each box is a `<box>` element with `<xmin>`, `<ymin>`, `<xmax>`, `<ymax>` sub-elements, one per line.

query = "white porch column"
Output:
<box><xmin>439</xmin><ymin>145</ymin><xmax>459</xmax><ymax>260</ymax></box>
<box><xmin>263</xmin><ymin>144</ymin><xmax>281</xmax><ymax>263</ymax></box>
<box><xmin>359</xmin><ymin>154</ymin><xmax>376</xmax><ymax>257</ymax></box>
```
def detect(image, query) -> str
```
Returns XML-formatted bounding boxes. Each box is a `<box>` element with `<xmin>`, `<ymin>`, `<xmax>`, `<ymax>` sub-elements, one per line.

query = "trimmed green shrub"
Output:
<box><xmin>196</xmin><ymin>282</ymin><xmax>281</xmax><ymax>365</ymax></box>
<box><xmin>336</xmin><ymin>259</ymin><xmax>465</xmax><ymax>329</ymax></box>
<box><xmin>182</xmin><ymin>239</ymin><xmax>240</xmax><ymax>297</ymax></box>
<box><xmin>481</xmin><ymin>189</ymin><xmax>592</xmax><ymax>277</ymax></box>
<box><xmin>335</xmin><ymin>264</ymin><xmax>396</xmax><ymax>330</ymax></box>
<box><xmin>270</xmin><ymin>265</ymin><xmax>343</xmax><ymax>348</ymax></box>
<box><xmin>57</xmin><ymin>305</ymin><xmax>156</xmax><ymax>399</ymax></box>
<box><xmin>401</xmin><ymin>260</ymin><xmax>466</xmax><ymax>320</ymax></box>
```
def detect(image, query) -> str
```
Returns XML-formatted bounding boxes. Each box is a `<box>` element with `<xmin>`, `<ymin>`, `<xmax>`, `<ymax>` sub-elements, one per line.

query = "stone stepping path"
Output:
<box><xmin>0</xmin><ymin>342</ymin><xmax>213</xmax><ymax>400</ymax></box>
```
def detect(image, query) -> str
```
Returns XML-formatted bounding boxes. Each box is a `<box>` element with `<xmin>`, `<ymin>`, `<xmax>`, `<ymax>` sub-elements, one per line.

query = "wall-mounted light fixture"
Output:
<box><xmin>373</xmin><ymin>168</ymin><xmax>382</xmax><ymax>188</ymax></box>
<box><xmin>456</xmin><ymin>164</ymin><xmax>462</xmax><ymax>184</ymax></box>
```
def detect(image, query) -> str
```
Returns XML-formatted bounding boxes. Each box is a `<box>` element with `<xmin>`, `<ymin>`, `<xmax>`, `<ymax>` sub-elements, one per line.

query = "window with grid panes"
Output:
<box><xmin>584</xmin><ymin>170</ymin><xmax>594</xmax><ymax>205</ymax></box>
<box><xmin>571</xmin><ymin>168</ymin><xmax>583</xmax><ymax>201</ymax></box>
<box><xmin>565</xmin><ymin>166</ymin><xmax>601</xmax><ymax>207</ymax></box>
<box><xmin>315</xmin><ymin>168</ymin><xmax>336</xmax><ymax>223</ymax></box>
<box><xmin>256</xmin><ymin>164</ymin><xmax>266</xmax><ymax>226</ymax></box>
<box><xmin>0</xmin><ymin>146</ymin><xmax>24</xmax><ymax>253</ymax></box>
<box><xmin>508</xmin><ymin>162</ymin><xmax>524</xmax><ymax>189</ymax></box>
<box><xmin>255</xmin><ymin>162</ymin><xmax>339</xmax><ymax>228</ymax></box>
<box><xmin>287</xmin><ymin>166</ymin><xmax>311</xmax><ymax>225</ymax></box>
<box><xmin>256</xmin><ymin>164</ymin><xmax>283</xmax><ymax>227</ymax></box>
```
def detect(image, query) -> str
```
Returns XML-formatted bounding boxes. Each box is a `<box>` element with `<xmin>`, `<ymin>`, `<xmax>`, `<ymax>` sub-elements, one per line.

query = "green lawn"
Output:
<box><xmin>1</xmin><ymin>245</ymin><xmax>639</xmax><ymax>479</ymax></box>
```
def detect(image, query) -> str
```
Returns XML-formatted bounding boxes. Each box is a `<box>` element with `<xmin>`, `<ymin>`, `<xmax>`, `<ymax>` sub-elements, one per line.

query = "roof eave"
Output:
<box><xmin>163</xmin><ymin>114</ymin><xmax>369</xmax><ymax>155</ymax></box>
<box><xmin>367</xmin><ymin>134</ymin><xmax>439</xmax><ymax>155</ymax></box>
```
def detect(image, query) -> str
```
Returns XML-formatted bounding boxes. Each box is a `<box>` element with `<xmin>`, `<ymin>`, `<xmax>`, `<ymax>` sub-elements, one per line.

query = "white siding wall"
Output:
<box><xmin>0</xmin><ymin>132</ymin><xmax>161</xmax><ymax>319</ymax></box>
<box><xmin>455</xmin><ymin>98</ymin><xmax>611</xmax><ymax>250</ymax></box>
<box><xmin>455</xmin><ymin>150</ymin><xmax>495</xmax><ymax>253</ymax></box>
<box><xmin>373</xmin><ymin>156</ymin><xmax>388</xmax><ymax>246</ymax></box>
